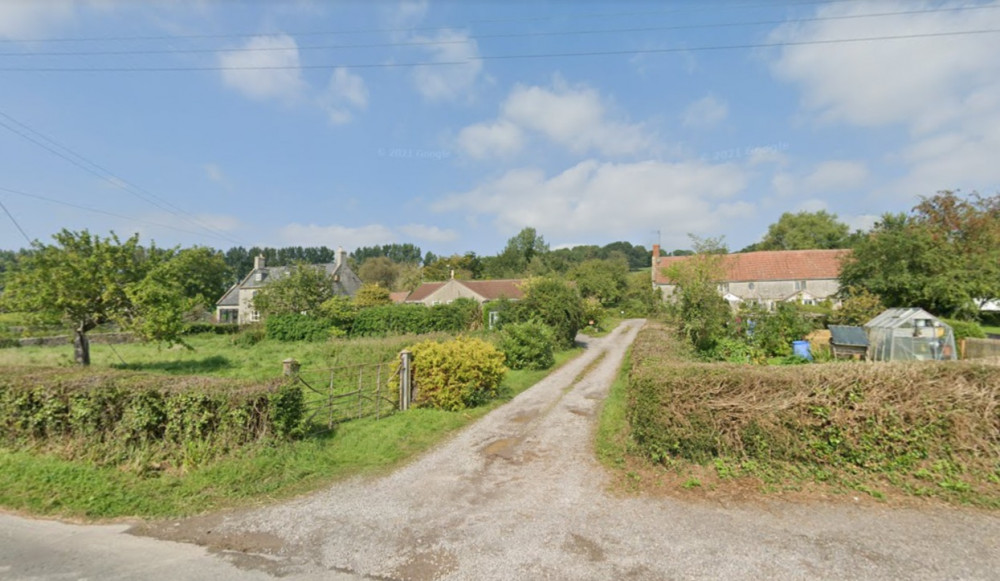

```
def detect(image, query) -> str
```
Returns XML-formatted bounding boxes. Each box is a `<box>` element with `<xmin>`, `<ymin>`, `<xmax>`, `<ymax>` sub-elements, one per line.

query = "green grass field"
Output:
<box><xmin>0</xmin><ymin>334</ymin><xmax>581</xmax><ymax>520</ymax></box>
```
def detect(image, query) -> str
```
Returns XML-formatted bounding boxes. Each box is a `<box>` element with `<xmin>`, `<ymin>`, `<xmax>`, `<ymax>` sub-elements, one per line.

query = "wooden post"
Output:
<box><xmin>399</xmin><ymin>350</ymin><xmax>412</xmax><ymax>411</ymax></box>
<box><xmin>282</xmin><ymin>358</ymin><xmax>300</xmax><ymax>377</ymax></box>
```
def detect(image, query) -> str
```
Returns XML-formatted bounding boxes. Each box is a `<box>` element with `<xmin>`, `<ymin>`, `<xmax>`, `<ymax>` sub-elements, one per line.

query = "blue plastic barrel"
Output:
<box><xmin>792</xmin><ymin>340</ymin><xmax>813</xmax><ymax>360</ymax></box>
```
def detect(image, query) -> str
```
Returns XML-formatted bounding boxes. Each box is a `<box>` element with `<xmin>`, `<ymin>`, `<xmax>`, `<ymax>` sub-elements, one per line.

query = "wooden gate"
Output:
<box><xmin>295</xmin><ymin>361</ymin><xmax>399</xmax><ymax>432</ymax></box>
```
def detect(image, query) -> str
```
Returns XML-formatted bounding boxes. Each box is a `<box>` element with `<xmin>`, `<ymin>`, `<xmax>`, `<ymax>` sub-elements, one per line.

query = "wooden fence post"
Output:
<box><xmin>399</xmin><ymin>350</ymin><xmax>412</xmax><ymax>411</ymax></box>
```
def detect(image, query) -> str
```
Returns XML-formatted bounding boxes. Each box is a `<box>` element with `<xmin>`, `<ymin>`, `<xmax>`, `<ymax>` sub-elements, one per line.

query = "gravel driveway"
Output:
<box><xmin>130</xmin><ymin>318</ymin><xmax>1000</xmax><ymax>580</ymax></box>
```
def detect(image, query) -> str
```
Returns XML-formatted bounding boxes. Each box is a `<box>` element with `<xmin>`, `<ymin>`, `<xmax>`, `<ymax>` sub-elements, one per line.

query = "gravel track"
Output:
<box><xmin>5</xmin><ymin>319</ymin><xmax>999</xmax><ymax>579</ymax></box>
<box><xmin>148</xmin><ymin>318</ymin><xmax>999</xmax><ymax>580</ymax></box>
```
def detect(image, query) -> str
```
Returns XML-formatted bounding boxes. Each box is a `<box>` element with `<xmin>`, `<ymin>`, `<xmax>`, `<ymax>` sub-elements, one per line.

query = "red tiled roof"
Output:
<box><xmin>460</xmin><ymin>279</ymin><xmax>524</xmax><ymax>300</ymax></box>
<box><xmin>653</xmin><ymin>249</ymin><xmax>850</xmax><ymax>284</ymax></box>
<box><xmin>389</xmin><ymin>291</ymin><xmax>410</xmax><ymax>304</ymax></box>
<box><xmin>405</xmin><ymin>281</ymin><xmax>447</xmax><ymax>302</ymax></box>
<box><xmin>405</xmin><ymin>279</ymin><xmax>525</xmax><ymax>303</ymax></box>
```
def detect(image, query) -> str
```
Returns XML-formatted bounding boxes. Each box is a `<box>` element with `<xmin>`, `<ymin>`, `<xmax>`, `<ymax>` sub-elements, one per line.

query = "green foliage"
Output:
<box><xmin>841</xmin><ymin>191</ymin><xmax>1000</xmax><ymax>318</ymax></box>
<box><xmin>0</xmin><ymin>367</ymin><xmax>303</xmax><ymax>471</ymax></box>
<box><xmin>350</xmin><ymin>302</ymin><xmax>478</xmax><ymax>337</ymax></box>
<box><xmin>182</xmin><ymin>322</ymin><xmax>240</xmax><ymax>335</ymax></box>
<box><xmin>513</xmin><ymin>277</ymin><xmax>585</xmax><ymax>349</ymax></box>
<box><xmin>318</xmin><ymin>295</ymin><xmax>357</xmax><ymax>330</ymax></box>
<box><xmin>568</xmin><ymin>257</ymin><xmax>629</xmax><ymax>307</ymax></box>
<box><xmin>0</xmin><ymin>229</ymin><xmax>189</xmax><ymax>365</ymax></box>
<box><xmin>747</xmin><ymin>210</ymin><xmax>852</xmax><ymax>251</ymax></box>
<box><xmin>349</xmin><ymin>243</ymin><xmax>423</xmax><ymax>266</ymax></box>
<box><xmin>250</xmin><ymin>263</ymin><xmax>341</xmax><ymax>318</ymax></box>
<box><xmin>357</xmin><ymin>256</ymin><xmax>400</xmax><ymax>289</ymax></box>
<box><xmin>422</xmin><ymin>252</ymin><xmax>483</xmax><ymax>281</ymax></box>
<box><xmin>264</xmin><ymin>314</ymin><xmax>333</xmax><ymax>342</ymax></box>
<box><xmin>620</xmin><ymin>271</ymin><xmax>662</xmax><ymax>317</ymax></box>
<box><xmin>830</xmin><ymin>286</ymin><xmax>885</xmax><ymax>325</ymax></box>
<box><xmin>231</xmin><ymin>324</ymin><xmax>266</xmax><ymax>347</ymax></box>
<box><xmin>943</xmin><ymin>318</ymin><xmax>986</xmax><ymax>342</ymax></box>
<box><xmin>623</xmin><ymin>323</ymin><xmax>1000</xmax><ymax>506</ymax></box>
<box><xmin>663</xmin><ymin>237</ymin><xmax>731</xmax><ymax>352</ymax></box>
<box><xmin>353</xmin><ymin>283</ymin><xmax>392</xmax><ymax>308</ymax></box>
<box><xmin>406</xmin><ymin>337</ymin><xmax>507</xmax><ymax>410</ymax></box>
<box><xmin>581</xmin><ymin>297</ymin><xmax>604</xmax><ymax>329</ymax></box>
<box><xmin>737</xmin><ymin>302</ymin><xmax>816</xmax><ymax>358</ymax></box>
<box><xmin>497</xmin><ymin>320</ymin><xmax>555</xmax><ymax>370</ymax></box>
<box><xmin>151</xmin><ymin>246</ymin><xmax>231</xmax><ymax>310</ymax></box>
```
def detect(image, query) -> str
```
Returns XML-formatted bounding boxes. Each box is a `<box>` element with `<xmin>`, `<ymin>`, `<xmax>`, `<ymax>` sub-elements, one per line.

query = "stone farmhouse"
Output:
<box><xmin>215</xmin><ymin>248</ymin><xmax>362</xmax><ymax>324</ymax></box>
<box><xmin>652</xmin><ymin>245</ymin><xmax>848</xmax><ymax>309</ymax></box>
<box><xmin>402</xmin><ymin>278</ymin><xmax>524</xmax><ymax>306</ymax></box>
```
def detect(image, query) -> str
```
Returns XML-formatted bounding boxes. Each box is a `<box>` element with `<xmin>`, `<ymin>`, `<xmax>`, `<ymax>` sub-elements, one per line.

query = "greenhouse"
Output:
<box><xmin>864</xmin><ymin>308</ymin><xmax>957</xmax><ymax>362</ymax></box>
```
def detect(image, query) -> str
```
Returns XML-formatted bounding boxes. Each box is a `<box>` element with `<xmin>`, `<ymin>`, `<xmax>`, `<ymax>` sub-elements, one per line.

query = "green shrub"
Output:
<box><xmin>513</xmin><ymin>278</ymin><xmax>585</xmax><ymax>349</ymax></box>
<box><xmin>944</xmin><ymin>318</ymin><xmax>986</xmax><ymax>342</ymax></box>
<box><xmin>231</xmin><ymin>324</ymin><xmax>265</xmax><ymax>347</ymax></box>
<box><xmin>183</xmin><ymin>322</ymin><xmax>239</xmax><ymax>335</ymax></box>
<box><xmin>0</xmin><ymin>367</ymin><xmax>303</xmax><ymax>470</ymax></box>
<box><xmin>407</xmin><ymin>337</ymin><xmax>507</xmax><ymax>410</ymax></box>
<box><xmin>265</xmin><ymin>313</ymin><xmax>333</xmax><ymax>342</ymax></box>
<box><xmin>498</xmin><ymin>320</ymin><xmax>555</xmax><ymax>370</ymax></box>
<box><xmin>351</xmin><ymin>302</ymin><xmax>480</xmax><ymax>337</ymax></box>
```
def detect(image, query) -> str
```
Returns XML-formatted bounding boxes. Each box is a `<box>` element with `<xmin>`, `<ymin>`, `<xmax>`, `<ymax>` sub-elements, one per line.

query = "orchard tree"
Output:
<box><xmin>747</xmin><ymin>210</ymin><xmax>852</xmax><ymax>251</ymax></box>
<box><xmin>1</xmin><ymin>229</ymin><xmax>187</xmax><ymax>365</ymax></box>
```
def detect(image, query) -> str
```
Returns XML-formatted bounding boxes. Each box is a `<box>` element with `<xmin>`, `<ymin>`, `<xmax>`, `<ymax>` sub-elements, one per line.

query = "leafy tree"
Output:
<box><xmin>353</xmin><ymin>283</ymin><xmax>393</xmax><ymax>308</ymax></box>
<box><xmin>423</xmin><ymin>253</ymin><xmax>481</xmax><ymax>281</ymax></box>
<box><xmin>357</xmin><ymin>256</ymin><xmax>400</xmax><ymax>289</ymax></box>
<box><xmin>486</xmin><ymin>227</ymin><xmax>549</xmax><ymax>278</ymax></box>
<box><xmin>567</xmin><ymin>257</ymin><xmax>629</xmax><ymax>307</ymax></box>
<box><xmin>746</xmin><ymin>210</ymin><xmax>851</xmax><ymax>251</ymax></box>
<box><xmin>663</xmin><ymin>236</ymin><xmax>731</xmax><ymax>352</ymax></box>
<box><xmin>151</xmin><ymin>246</ymin><xmax>230</xmax><ymax>310</ymax></box>
<box><xmin>829</xmin><ymin>286</ymin><xmax>885</xmax><ymax>326</ymax></box>
<box><xmin>513</xmin><ymin>277</ymin><xmax>585</xmax><ymax>349</ymax></box>
<box><xmin>840</xmin><ymin>191</ymin><xmax>1000</xmax><ymax>318</ymax></box>
<box><xmin>1</xmin><ymin>229</ymin><xmax>187</xmax><ymax>365</ymax></box>
<box><xmin>250</xmin><ymin>263</ymin><xmax>339</xmax><ymax>317</ymax></box>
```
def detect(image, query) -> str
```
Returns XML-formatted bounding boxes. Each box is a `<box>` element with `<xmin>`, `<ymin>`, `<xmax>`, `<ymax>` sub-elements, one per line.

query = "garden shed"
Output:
<box><xmin>864</xmin><ymin>308</ymin><xmax>957</xmax><ymax>361</ymax></box>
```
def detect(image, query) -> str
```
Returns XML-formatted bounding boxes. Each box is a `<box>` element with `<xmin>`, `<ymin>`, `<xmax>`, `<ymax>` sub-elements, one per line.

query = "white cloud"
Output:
<box><xmin>772</xmin><ymin>160</ymin><xmax>869</xmax><ymax>197</ymax></box>
<box><xmin>456</xmin><ymin>120</ymin><xmax>524</xmax><ymax>159</ymax></box>
<box><xmin>321</xmin><ymin>67</ymin><xmax>369</xmax><ymax>125</ymax></box>
<box><xmin>770</xmin><ymin>1</ymin><xmax>1000</xmax><ymax>196</ymax></box>
<box><xmin>456</xmin><ymin>79</ymin><xmax>653</xmax><ymax>158</ymax></box>
<box><xmin>398</xmin><ymin>223</ymin><xmax>458</xmax><ymax>242</ymax></box>
<box><xmin>433</xmin><ymin>159</ymin><xmax>748</xmax><ymax>247</ymax></box>
<box><xmin>279</xmin><ymin>223</ymin><xmax>395</xmax><ymax>249</ymax></box>
<box><xmin>0</xmin><ymin>0</ymin><xmax>74</xmax><ymax>39</ymax></box>
<box><xmin>412</xmin><ymin>29</ymin><xmax>483</xmax><ymax>101</ymax></box>
<box><xmin>204</xmin><ymin>163</ymin><xmax>227</xmax><ymax>185</ymax></box>
<box><xmin>681</xmin><ymin>95</ymin><xmax>728</xmax><ymax>129</ymax></box>
<box><xmin>218</xmin><ymin>34</ymin><xmax>305</xmax><ymax>103</ymax></box>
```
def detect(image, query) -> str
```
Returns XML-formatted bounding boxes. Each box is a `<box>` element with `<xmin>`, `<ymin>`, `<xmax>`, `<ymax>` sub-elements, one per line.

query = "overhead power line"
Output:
<box><xmin>0</xmin><ymin>28</ymin><xmax>995</xmax><ymax>72</ymax></box>
<box><xmin>0</xmin><ymin>110</ymin><xmax>245</xmax><ymax>246</ymax></box>
<box><xmin>0</xmin><ymin>185</ymin><xmax>238</xmax><ymax>243</ymax></box>
<box><xmin>0</xmin><ymin>5</ymin><xmax>994</xmax><ymax>58</ymax></box>
<box><xmin>0</xmin><ymin>198</ymin><xmax>33</xmax><ymax>245</ymax></box>
<box><xmin>0</xmin><ymin>0</ymin><xmax>872</xmax><ymax>44</ymax></box>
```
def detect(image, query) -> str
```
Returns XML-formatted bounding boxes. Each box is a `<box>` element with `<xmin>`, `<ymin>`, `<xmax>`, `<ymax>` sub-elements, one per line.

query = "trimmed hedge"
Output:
<box><xmin>351</xmin><ymin>301</ymin><xmax>481</xmax><ymax>337</ymax></box>
<box><xmin>265</xmin><ymin>313</ymin><xmax>333</xmax><ymax>342</ymax></box>
<box><xmin>0</xmin><ymin>367</ymin><xmax>303</xmax><ymax>471</ymax></box>
<box><xmin>626</xmin><ymin>323</ymin><xmax>1000</xmax><ymax>501</ymax></box>
<box><xmin>406</xmin><ymin>337</ymin><xmax>507</xmax><ymax>411</ymax></box>
<box><xmin>497</xmin><ymin>320</ymin><xmax>555</xmax><ymax>370</ymax></box>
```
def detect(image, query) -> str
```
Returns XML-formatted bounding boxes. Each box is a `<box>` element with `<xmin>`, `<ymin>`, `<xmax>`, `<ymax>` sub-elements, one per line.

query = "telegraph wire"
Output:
<box><xmin>0</xmin><ymin>198</ymin><xmax>33</xmax><ymax>245</ymax></box>
<box><xmin>0</xmin><ymin>28</ymin><xmax>995</xmax><ymax>72</ymax></box>
<box><xmin>0</xmin><ymin>5</ymin><xmax>994</xmax><ymax>58</ymax></box>
<box><xmin>0</xmin><ymin>185</ymin><xmax>238</xmax><ymax>242</ymax></box>
<box><xmin>0</xmin><ymin>110</ymin><xmax>245</xmax><ymax>246</ymax></box>
<box><xmin>0</xmin><ymin>0</ymin><xmax>875</xmax><ymax>44</ymax></box>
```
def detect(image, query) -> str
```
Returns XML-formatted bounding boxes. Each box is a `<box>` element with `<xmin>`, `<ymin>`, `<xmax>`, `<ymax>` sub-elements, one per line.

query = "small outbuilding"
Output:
<box><xmin>828</xmin><ymin>325</ymin><xmax>869</xmax><ymax>360</ymax></box>
<box><xmin>864</xmin><ymin>308</ymin><xmax>957</xmax><ymax>361</ymax></box>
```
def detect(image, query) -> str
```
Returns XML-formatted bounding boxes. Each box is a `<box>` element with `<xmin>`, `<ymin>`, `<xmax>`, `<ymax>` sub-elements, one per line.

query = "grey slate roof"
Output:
<box><xmin>829</xmin><ymin>325</ymin><xmax>869</xmax><ymax>347</ymax></box>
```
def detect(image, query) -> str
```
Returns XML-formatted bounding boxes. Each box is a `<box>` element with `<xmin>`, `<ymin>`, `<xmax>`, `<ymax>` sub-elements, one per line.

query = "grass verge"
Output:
<box><xmin>0</xmin><ymin>346</ymin><xmax>583</xmax><ymax>520</ymax></box>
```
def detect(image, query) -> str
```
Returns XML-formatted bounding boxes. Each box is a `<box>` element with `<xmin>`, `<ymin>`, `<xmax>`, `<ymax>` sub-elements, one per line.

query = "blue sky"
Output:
<box><xmin>2</xmin><ymin>0</ymin><xmax>999</xmax><ymax>256</ymax></box>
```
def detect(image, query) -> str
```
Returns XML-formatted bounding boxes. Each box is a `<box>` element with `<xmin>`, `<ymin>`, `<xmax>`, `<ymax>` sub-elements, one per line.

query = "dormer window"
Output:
<box><xmin>255</xmin><ymin>272</ymin><xmax>264</xmax><ymax>282</ymax></box>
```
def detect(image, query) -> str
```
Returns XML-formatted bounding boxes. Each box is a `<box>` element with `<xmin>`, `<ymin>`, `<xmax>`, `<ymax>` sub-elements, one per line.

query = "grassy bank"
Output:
<box><xmin>598</xmin><ymin>322</ymin><xmax>1000</xmax><ymax>507</ymax></box>
<box><xmin>0</xmin><ymin>346</ymin><xmax>581</xmax><ymax>520</ymax></box>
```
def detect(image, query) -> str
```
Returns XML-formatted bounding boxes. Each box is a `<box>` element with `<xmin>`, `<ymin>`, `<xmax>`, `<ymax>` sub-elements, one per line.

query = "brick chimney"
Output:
<box><xmin>254</xmin><ymin>254</ymin><xmax>266</xmax><ymax>270</ymax></box>
<box><xmin>335</xmin><ymin>246</ymin><xmax>347</xmax><ymax>268</ymax></box>
<box><xmin>651</xmin><ymin>244</ymin><xmax>660</xmax><ymax>284</ymax></box>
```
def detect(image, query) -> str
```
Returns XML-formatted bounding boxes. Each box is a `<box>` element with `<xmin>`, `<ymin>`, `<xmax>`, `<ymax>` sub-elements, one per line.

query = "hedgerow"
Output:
<box><xmin>625</xmin><ymin>323</ymin><xmax>1000</xmax><ymax>505</ymax></box>
<box><xmin>497</xmin><ymin>320</ymin><xmax>555</xmax><ymax>370</ymax></box>
<box><xmin>0</xmin><ymin>367</ymin><xmax>303</xmax><ymax>472</ymax></box>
